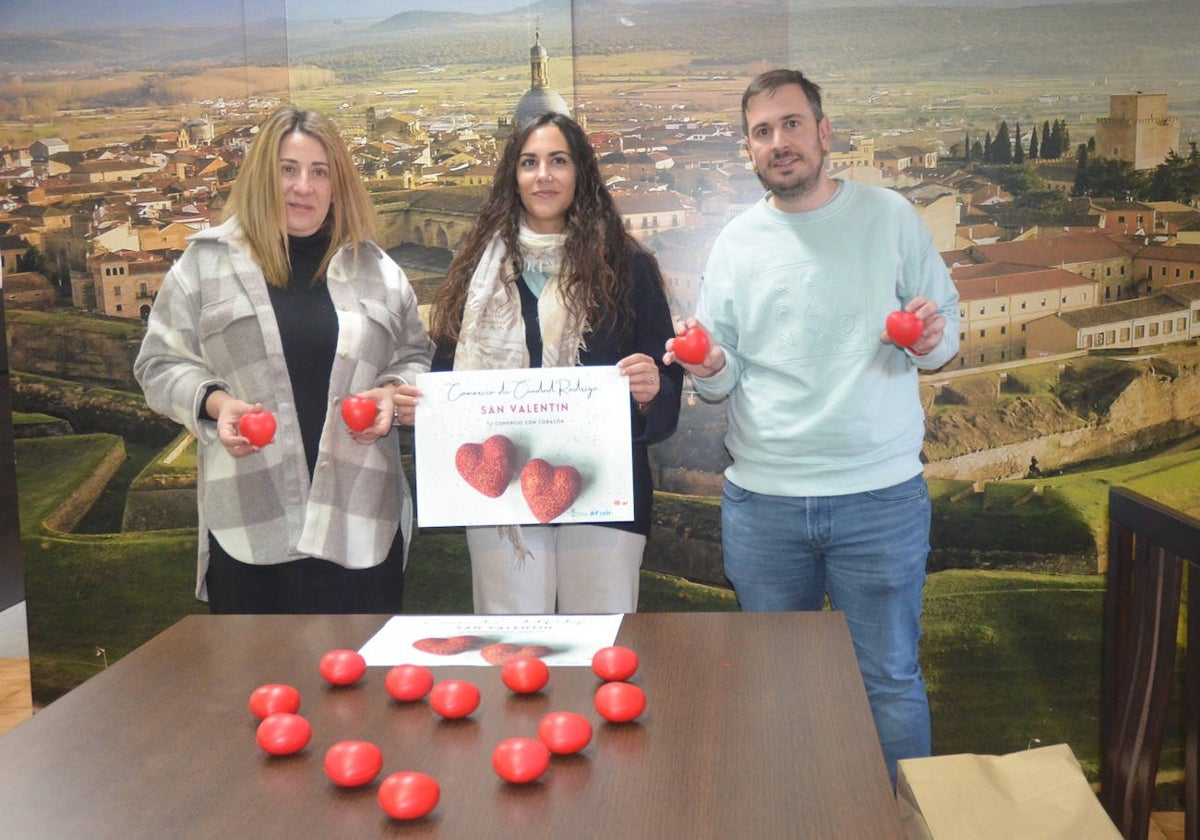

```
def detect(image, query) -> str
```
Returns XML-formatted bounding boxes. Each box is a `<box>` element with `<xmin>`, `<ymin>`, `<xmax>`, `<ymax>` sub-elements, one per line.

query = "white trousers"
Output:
<box><xmin>466</xmin><ymin>524</ymin><xmax>646</xmax><ymax>615</ymax></box>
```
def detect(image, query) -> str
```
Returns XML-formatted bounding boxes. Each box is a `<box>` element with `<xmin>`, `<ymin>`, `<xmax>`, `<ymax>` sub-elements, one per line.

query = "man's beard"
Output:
<box><xmin>758</xmin><ymin>160</ymin><xmax>823</xmax><ymax>203</ymax></box>
<box><xmin>758</xmin><ymin>151</ymin><xmax>825</xmax><ymax>202</ymax></box>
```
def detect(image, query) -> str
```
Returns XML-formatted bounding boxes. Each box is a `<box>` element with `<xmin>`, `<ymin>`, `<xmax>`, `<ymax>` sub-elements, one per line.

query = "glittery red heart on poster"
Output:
<box><xmin>455</xmin><ymin>434</ymin><xmax>516</xmax><ymax>498</ymax></box>
<box><xmin>519</xmin><ymin>458</ymin><xmax>582</xmax><ymax>523</ymax></box>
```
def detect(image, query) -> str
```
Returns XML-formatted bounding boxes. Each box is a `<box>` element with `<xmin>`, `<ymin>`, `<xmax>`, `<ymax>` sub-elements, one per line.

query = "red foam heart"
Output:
<box><xmin>520</xmin><ymin>458</ymin><xmax>582</xmax><ymax>523</ymax></box>
<box><xmin>455</xmin><ymin>435</ymin><xmax>516</xmax><ymax>498</ymax></box>
<box><xmin>885</xmin><ymin>310</ymin><xmax>923</xmax><ymax>348</ymax></box>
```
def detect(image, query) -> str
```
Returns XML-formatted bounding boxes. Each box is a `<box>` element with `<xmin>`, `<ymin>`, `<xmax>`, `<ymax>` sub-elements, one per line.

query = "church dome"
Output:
<box><xmin>514</xmin><ymin>87</ymin><xmax>571</xmax><ymax>129</ymax></box>
<box><xmin>510</xmin><ymin>28</ymin><xmax>570</xmax><ymax>131</ymax></box>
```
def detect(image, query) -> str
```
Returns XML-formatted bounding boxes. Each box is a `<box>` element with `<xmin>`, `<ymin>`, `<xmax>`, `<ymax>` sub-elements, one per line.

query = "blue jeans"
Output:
<box><xmin>721</xmin><ymin>474</ymin><xmax>932</xmax><ymax>782</ymax></box>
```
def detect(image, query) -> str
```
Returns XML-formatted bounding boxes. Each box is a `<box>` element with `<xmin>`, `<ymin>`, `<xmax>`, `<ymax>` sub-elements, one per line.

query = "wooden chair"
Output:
<box><xmin>1101</xmin><ymin>486</ymin><xmax>1200</xmax><ymax>840</ymax></box>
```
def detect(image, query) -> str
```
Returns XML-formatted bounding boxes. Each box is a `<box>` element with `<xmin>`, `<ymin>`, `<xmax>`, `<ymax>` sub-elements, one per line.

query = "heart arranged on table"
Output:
<box><xmin>455</xmin><ymin>434</ymin><xmax>516</xmax><ymax>498</ymax></box>
<box><xmin>412</xmin><ymin>635</ymin><xmax>484</xmax><ymax>656</ymax></box>
<box><xmin>519</xmin><ymin>458</ymin><xmax>582</xmax><ymax>523</ymax></box>
<box><xmin>480</xmin><ymin>643</ymin><xmax>554</xmax><ymax>666</ymax></box>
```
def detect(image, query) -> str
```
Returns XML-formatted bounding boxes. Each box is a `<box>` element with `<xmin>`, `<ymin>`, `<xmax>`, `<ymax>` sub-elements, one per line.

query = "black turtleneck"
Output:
<box><xmin>267</xmin><ymin>229</ymin><xmax>338</xmax><ymax>477</ymax></box>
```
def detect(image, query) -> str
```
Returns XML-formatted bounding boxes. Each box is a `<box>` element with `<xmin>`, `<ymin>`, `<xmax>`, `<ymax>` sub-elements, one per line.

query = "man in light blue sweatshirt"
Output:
<box><xmin>666</xmin><ymin>68</ymin><xmax>960</xmax><ymax>783</ymax></box>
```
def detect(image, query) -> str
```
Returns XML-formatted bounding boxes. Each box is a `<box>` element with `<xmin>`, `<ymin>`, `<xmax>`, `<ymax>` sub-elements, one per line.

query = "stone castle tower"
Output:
<box><xmin>1094</xmin><ymin>93</ymin><xmax>1180</xmax><ymax>171</ymax></box>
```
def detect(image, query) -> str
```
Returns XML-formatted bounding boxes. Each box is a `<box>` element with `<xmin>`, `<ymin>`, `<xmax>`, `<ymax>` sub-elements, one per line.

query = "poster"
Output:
<box><xmin>414</xmin><ymin>367</ymin><xmax>634</xmax><ymax>527</ymax></box>
<box><xmin>357</xmin><ymin>613</ymin><xmax>624</xmax><ymax>667</ymax></box>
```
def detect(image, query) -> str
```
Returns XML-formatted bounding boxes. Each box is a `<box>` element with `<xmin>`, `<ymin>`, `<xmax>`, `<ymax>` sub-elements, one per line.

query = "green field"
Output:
<box><xmin>12</xmin><ymin>427</ymin><xmax>1197</xmax><ymax>795</ymax></box>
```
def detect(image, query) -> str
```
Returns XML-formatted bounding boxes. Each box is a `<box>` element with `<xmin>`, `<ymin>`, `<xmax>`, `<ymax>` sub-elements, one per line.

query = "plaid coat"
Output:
<box><xmin>134</xmin><ymin>217</ymin><xmax>433</xmax><ymax>599</ymax></box>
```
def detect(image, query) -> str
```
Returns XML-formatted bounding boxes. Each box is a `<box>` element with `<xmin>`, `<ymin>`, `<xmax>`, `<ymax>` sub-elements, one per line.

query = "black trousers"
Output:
<box><xmin>205</xmin><ymin>529</ymin><xmax>406</xmax><ymax>615</ymax></box>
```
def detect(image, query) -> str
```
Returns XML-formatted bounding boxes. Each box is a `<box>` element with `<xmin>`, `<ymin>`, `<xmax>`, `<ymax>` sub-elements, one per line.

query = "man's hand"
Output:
<box><xmin>880</xmin><ymin>297</ymin><xmax>947</xmax><ymax>357</ymax></box>
<box><xmin>664</xmin><ymin>318</ymin><xmax>726</xmax><ymax>378</ymax></box>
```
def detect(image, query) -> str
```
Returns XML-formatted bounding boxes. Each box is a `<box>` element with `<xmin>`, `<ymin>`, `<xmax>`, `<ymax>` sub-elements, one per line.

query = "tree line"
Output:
<box><xmin>951</xmin><ymin>118</ymin><xmax>1200</xmax><ymax>205</ymax></box>
<box><xmin>1074</xmin><ymin>142</ymin><xmax>1200</xmax><ymax>204</ymax></box>
<box><xmin>953</xmin><ymin>119</ymin><xmax>1072</xmax><ymax>164</ymax></box>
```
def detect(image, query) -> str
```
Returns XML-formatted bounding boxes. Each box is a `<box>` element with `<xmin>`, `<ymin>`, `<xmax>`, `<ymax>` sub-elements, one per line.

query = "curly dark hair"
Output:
<box><xmin>429</xmin><ymin>112</ymin><xmax>640</xmax><ymax>358</ymax></box>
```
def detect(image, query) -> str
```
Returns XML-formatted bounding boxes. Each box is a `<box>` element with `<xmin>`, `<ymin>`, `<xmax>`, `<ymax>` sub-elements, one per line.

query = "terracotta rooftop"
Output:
<box><xmin>971</xmin><ymin>235</ymin><xmax>1133</xmax><ymax>266</ymax></box>
<box><xmin>955</xmin><ymin>266</ymin><xmax>1091</xmax><ymax>300</ymax></box>
<box><xmin>1053</xmin><ymin>294</ymin><xmax>1188</xmax><ymax>328</ymax></box>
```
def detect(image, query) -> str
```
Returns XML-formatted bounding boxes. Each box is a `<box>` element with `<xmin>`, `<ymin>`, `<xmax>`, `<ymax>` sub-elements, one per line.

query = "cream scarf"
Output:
<box><xmin>454</xmin><ymin>223</ymin><xmax>587</xmax><ymax>565</ymax></box>
<box><xmin>453</xmin><ymin>224</ymin><xmax>587</xmax><ymax>372</ymax></box>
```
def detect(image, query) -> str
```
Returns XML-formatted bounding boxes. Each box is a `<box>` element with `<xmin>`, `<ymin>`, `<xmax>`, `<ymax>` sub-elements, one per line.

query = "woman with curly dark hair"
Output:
<box><xmin>400</xmin><ymin>111</ymin><xmax>682</xmax><ymax>614</ymax></box>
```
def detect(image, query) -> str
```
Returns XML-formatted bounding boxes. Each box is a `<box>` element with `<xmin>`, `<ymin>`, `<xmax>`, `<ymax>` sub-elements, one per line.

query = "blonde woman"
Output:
<box><xmin>136</xmin><ymin>105</ymin><xmax>433</xmax><ymax>613</ymax></box>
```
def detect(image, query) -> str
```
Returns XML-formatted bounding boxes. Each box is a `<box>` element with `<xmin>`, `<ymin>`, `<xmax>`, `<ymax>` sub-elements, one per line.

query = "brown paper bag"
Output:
<box><xmin>895</xmin><ymin>743</ymin><xmax>1122</xmax><ymax>840</ymax></box>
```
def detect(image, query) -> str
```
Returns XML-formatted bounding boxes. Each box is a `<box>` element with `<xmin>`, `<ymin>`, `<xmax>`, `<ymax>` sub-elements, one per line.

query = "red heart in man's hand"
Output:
<box><xmin>885</xmin><ymin>310</ymin><xmax>924</xmax><ymax>348</ymax></box>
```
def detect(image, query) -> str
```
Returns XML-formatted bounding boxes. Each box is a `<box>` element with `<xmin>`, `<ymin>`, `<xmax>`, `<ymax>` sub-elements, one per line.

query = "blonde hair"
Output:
<box><xmin>223</xmin><ymin>105</ymin><xmax>377</xmax><ymax>287</ymax></box>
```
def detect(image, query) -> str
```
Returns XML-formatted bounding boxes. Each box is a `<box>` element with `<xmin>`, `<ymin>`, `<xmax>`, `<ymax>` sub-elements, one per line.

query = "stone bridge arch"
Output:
<box><xmin>373</xmin><ymin>185</ymin><xmax>487</xmax><ymax>253</ymax></box>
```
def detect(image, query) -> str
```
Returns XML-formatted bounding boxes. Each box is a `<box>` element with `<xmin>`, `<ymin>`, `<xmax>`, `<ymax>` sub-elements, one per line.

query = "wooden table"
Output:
<box><xmin>0</xmin><ymin>611</ymin><xmax>903</xmax><ymax>839</ymax></box>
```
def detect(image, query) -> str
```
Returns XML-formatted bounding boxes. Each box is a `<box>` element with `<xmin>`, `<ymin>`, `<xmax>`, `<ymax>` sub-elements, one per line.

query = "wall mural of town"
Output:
<box><xmin>2</xmin><ymin>0</ymin><xmax>1199</xmax><ymax>777</ymax></box>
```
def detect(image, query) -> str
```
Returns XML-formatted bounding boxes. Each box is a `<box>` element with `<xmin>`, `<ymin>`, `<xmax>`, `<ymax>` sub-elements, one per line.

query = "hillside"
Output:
<box><xmin>2</xmin><ymin>0</ymin><xmax>1196</xmax><ymax>84</ymax></box>
<box><xmin>922</xmin><ymin>348</ymin><xmax>1200</xmax><ymax>468</ymax></box>
<box><xmin>11</xmin><ymin>364</ymin><xmax>1199</xmax><ymax>792</ymax></box>
<box><xmin>923</xmin><ymin>357</ymin><xmax>1133</xmax><ymax>459</ymax></box>
<box><xmin>17</xmin><ymin>427</ymin><xmax>1194</xmax><ymax>786</ymax></box>
<box><xmin>8</xmin><ymin>308</ymin><xmax>1199</xmax><ymax>489</ymax></box>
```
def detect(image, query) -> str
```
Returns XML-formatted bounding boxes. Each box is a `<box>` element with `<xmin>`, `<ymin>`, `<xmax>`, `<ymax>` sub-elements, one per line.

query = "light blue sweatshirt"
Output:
<box><xmin>692</xmin><ymin>180</ymin><xmax>960</xmax><ymax>496</ymax></box>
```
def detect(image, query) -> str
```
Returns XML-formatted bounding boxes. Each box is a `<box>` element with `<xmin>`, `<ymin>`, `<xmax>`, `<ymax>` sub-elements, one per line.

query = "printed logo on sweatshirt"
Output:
<box><xmin>765</xmin><ymin>265</ymin><xmax>862</xmax><ymax>360</ymax></box>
